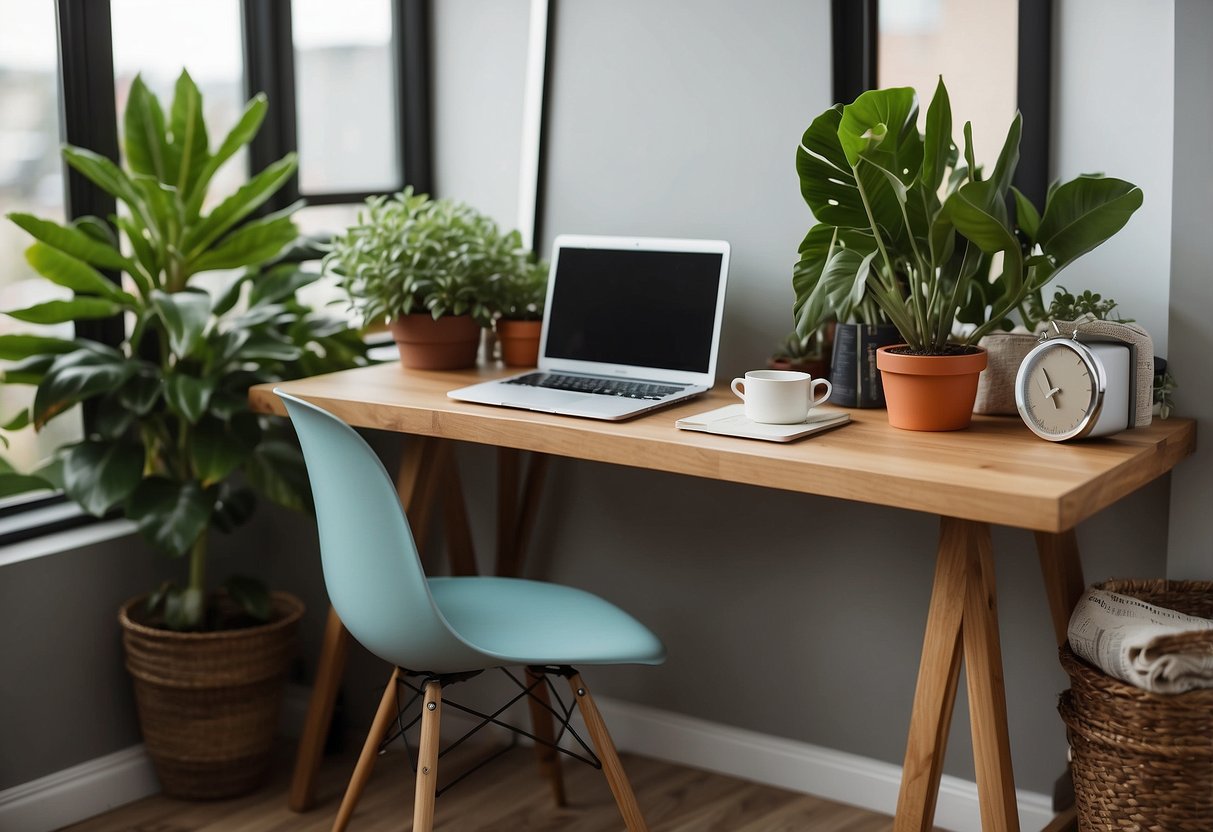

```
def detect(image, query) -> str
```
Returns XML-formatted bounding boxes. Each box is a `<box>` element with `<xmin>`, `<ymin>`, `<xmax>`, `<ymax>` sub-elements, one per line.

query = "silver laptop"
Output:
<box><xmin>448</xmin><ymin>234</ymin><xmax>730</xmax><ymax>420</ymax></box>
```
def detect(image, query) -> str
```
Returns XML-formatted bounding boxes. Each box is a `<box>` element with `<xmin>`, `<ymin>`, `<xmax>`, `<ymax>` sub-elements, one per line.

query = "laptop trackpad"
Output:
<box><xmin>500</xmin><ymin>387</ymin><xmax>592</xmax><ymax>408</ymax></box>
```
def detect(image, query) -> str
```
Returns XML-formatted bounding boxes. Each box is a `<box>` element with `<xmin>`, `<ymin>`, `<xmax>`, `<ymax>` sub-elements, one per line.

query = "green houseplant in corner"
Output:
<box><xmin>324</xmin><ymin>189</ymin><xmax>521</xmax><ymax>370</ymax></box>
<box><xmin>0</xmin><ymin>71</ymin><xmax>366</xmax><ymax>797</ymax></box>
<box><xmin>794</xmin><ymin>78</ymin><xmax>1142</xmax><ymax>430</ymax></box>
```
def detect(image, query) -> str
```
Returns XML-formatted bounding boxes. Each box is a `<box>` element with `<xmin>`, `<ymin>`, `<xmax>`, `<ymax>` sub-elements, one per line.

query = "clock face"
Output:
<box><xmin>1018</xmin><ymin>341</ymin><xmax>1101</xmax><ymax>439</ymax></box>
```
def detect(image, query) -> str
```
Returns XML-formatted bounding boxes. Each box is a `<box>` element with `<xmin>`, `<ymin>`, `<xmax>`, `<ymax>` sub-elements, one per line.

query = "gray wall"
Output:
<box><xmin>1165</xmin><ymin>0</ymin><xmax>1213</xmax><ymax>580</ymax></box>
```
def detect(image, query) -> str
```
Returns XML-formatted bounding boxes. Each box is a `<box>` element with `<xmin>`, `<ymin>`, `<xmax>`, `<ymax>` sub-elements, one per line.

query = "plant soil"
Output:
<box><xmin>887</xmin><ymin>344</ymin><xmax>983</xmax><ymax>357</ymax></box>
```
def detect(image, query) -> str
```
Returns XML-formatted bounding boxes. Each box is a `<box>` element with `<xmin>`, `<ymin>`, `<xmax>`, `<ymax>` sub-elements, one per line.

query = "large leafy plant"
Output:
<box><xmin>0</xmin><ymin>71</ymin><xmax>366</xmax><ymax>630</ymax></box>
<box><xmin>794</xmin><ymin>78</ymin><xmax>1143</xmax><ymax>354</ymax></box>
<box><xmin>325</xmin><ymin>188</ymin><xmax>527</xmax><ymax>327</ymax></box>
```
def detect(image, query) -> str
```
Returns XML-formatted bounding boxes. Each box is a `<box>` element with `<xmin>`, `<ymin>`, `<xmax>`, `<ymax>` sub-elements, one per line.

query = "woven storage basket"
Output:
<box><xmin>119</xmin><ymin>592</ymin><xmax>304</xmax><ymax>799</ymax></box>
<box><xmin>1059</xmin><ymin>579</ymin><xmax>1213</xmax><ymax>832</ymax></box>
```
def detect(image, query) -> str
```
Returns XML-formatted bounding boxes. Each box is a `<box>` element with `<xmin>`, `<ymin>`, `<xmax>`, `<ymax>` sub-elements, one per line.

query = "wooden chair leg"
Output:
<box><xmin>412</xmin><ymin>681</ymin><xmax>443</xmax><ymax>832</ymax></box>
<box><xmin>332</xmin><ymin>669</ymin><xmax>400</xmax><ymax>832</ymax></box>
<box><xmin>526</xmin><ymin>668</ymin><xmax>566</xmax><ymax>806</ymax></box>
<box><xmin>566</xmin><ymin>673</ymin><xmax>648</xmax><ymax>832</ymax></box>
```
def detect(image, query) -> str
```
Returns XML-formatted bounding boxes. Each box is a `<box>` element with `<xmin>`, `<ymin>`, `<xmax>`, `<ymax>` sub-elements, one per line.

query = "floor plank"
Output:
<box><xmin>63</xmin><ymin>743</ymin><xmax>912</xmax><ymax>832</ymax></box>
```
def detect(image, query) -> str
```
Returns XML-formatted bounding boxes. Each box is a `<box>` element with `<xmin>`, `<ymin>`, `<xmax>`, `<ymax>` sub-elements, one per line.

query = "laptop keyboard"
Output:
<box><xmin>505</xmin><ymin>372</ymin><xmax>685</xmax><ymax>400</ymax></box>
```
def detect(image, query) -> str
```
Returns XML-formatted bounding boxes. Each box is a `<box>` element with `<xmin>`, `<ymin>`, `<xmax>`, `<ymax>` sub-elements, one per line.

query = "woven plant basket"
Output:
<box><xmin>1059</xmin><ymin>579</ymin><xmax>1213</xmax><ymax>832</ymax></box>
<box><xmin>119</xmin><ymin>592</ymin><xmax>304</xmax><ymax>799</ymax></box>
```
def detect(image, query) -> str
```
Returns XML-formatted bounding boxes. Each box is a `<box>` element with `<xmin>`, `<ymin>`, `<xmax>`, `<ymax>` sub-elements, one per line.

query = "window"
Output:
<box><xmin>0</xmin><ymin>0</ymin><xmax>81</xmax><ymax>474</ymax></box>
<box><xmin>830</xmin><ymin>0</ymin><xmax>1050</xmax><ymax>205</ymax></box>
<box><xmin>0</xmin><ymin>0</ymin><xmax>430</xmax><ymax>534</ymax></box>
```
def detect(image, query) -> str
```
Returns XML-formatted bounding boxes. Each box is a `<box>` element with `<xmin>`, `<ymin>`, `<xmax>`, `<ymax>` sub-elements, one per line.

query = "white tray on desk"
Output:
<box><xmin>675</xmin><ymin>404</ymin><xmax>850</xmax><ymax>442</ymax></box>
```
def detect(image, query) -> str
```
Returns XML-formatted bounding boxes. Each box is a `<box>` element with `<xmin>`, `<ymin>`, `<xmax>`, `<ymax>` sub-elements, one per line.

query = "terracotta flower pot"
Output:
<box><xmin>389</xmin><ymin>314</ymin><xmax>482</xmax><ymax>370</ymax></box>
<box><xmin>497</xmin><ymin>319</ymin><xmax>542</xmax><ymax>368</ymax></box>
<box><xmin>876</xmin><ymin>345</ymin><xmax>989</xmax><ymax>431</ymax></box>
<box><xmin>119</xmin><ymin>593</ymin><xmax>304</xmax><ymax>799</ymax></box>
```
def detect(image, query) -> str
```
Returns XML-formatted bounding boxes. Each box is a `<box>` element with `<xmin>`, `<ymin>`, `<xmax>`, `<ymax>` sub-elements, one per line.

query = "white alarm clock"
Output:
<box><xmin>1014</xmin><ymin>331</ymin><xmax>1132</xmax><ymax>441</ymax></box>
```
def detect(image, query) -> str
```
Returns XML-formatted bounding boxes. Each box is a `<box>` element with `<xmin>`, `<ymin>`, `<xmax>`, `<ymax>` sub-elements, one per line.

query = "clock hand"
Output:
<box><xmin>1038</xmin><ymin>370</ymin><xmax>1059</xmax><ymax>408</ymax></box>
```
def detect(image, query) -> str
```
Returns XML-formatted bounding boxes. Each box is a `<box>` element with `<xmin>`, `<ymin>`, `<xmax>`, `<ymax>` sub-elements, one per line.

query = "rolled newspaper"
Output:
<box><xmin>1067</xmin><ymin>588</ymin><xmax>1213</xmax><ymax>694</ymax></box>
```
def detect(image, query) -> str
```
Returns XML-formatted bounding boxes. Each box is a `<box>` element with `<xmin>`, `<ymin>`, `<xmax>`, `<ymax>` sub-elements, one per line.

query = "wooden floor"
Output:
<box><xmin>64</xmin><ymin>742</ymin><xmax>911</xmax><ymax>832</ymax></box>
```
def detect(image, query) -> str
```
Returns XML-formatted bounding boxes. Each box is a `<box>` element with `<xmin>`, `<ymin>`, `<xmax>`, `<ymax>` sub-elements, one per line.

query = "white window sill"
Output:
<box><xmin>0</xmin><ymin>511</ymin><xmax>137</xmax><ymax>568</ymax></box>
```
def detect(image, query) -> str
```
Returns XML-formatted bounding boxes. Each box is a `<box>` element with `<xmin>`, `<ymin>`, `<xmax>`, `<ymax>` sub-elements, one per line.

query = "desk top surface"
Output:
<box><xmin>250</xmin><ymin>363</ymin><xmax>1195</xmax><ymax>532</ymax></box>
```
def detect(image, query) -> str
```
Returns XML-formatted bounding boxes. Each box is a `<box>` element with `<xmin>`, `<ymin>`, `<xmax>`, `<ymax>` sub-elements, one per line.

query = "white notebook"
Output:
<box><xmin>676</xmin><ymin>404</ymin><xmax>850</xmax><ymax>442</ymax></box>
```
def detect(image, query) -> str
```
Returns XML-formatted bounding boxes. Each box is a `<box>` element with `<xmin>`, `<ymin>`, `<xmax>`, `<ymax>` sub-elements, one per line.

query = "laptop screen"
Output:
<box><xmin>542</xmin><ymin>247</ymin><xmax>724</xmax><ymax>373</ymax></box>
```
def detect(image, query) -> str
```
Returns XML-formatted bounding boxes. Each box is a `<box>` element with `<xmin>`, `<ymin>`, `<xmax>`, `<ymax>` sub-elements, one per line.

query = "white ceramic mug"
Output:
<box><xmin>730</xmin><ymin>370</ymin><xmax>832</xmax><ymax>424</ymax></box>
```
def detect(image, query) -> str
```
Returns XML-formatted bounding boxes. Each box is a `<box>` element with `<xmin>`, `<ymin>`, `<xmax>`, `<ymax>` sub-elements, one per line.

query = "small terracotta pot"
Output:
<box><xmin>389</xmin><ymin>314</ymin><xmax>481</xmax><ymax>370</ymax></box>
<box><xmin>497</xmin><ymin>319</ymin><xmax>542</xmax><ymax>368</ymax></box>
<box><xmin>876</xmin><ymin>345</ymin><xmax>989</xmax><ymax>431</ymax></box>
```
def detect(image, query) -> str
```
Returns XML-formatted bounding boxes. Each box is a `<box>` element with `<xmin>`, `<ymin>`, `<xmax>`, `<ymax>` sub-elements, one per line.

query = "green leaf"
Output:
<box><xmin>0</xmin><ymin>334</ymin><xmax>78</xmax><ymax>360</ymax></box>
<box><xmin>2</xmin><ymin>409</ymin><xmax>30</xmax><ymax>431</ymax></box>
<box><xmin>132</xmin><ymin>175</ymin><xmax>181</xmax><ymax>247</ymax></box>
<box><xmin>0</xmin><ymin>472</ymin><xmax>53</xmax><ymax>499</ymax></box>
<box><xmin>1037</xmin><ymin>176</ymin><xmax>1143</xmax><ymax>271</ymax></box>
<box><xmin>240</xmin><ymin>331</ymin><xmax>303</xmax><ymax>363</ymax></box>
<box><xmin>62</xmin><ymin>146</ymin><xmax>143</xmax><ymax>209</ymax></box>
<box><xmin>24</xmin><ymin>243</ymin><xmax>135</xmax><ymax>304</ymax></box>
<box><xmin>114</xmin><ymin>215</ymin><xmax>160</xmax><ymax>292</ymax></box>
<box><xmin>73</xmin><ymin>216</ymin><xmax>120</xmax><ymax>248</ymax></box>
<box><xmin>151</xmin><ymin>289</ymin><xmax>211</xmax><ymax>357</ymax></box>
<box><xmin>184</xmin><ymin>94</ymin><xmax>268</xmax><ymax>217</ymax></box>
<box><xmin>5</xmin><ymin>297</ymin><xmax>121</xmax><ymax>324</ymax></box>
<box><xmin>211</xmin><ymin>483</ymin><xmax>256</xmax><ymax>532</ymax></box>
<box><xmin>838</xmin><ymin>87</ymin><xmax>922</xmax><ymax>180</ymax></box>
<box><xmin>1012</xmin><ymin>186</ymin><xmax>1041</xmax><ymax>243</ymax></box>
<box><xmin>188</xmin><ymin>202</ymin><xmax>301</xmax><ymax>274</ymax></box>
<box><xmin>93</xmin><ymin>395</ymin><xmax>135</xmax><ymax>440</ymax></box>
<box><xmin>191</xmin><ymin>415</ymin><xmax>258</xmax><ymax>486</ymax></box>
<box><xmin>33</xmin><ymin>346</ymin><xmax>135</xmax><ymax>428</ymax></box>
<box><xmin>122</xmin><ymin>75</ymin><xmax>169</xmax><ymax>180</ymax></box>
<box><xmin>246</xmin><ymin>440</ymin><xmax>312</xmax><ymax>513</ymax></box>
<box><xmin>248</xmin><ymin>265</ymin><xmax>320</xmax><ymax>307</ymax></box>
<box><xmin>117</xmin><ymin>369</ymin><xmax>162</xmax><ymax>415</ymax></box>
<box><xmin>211</xmin><ymin>273</ymin><xmax>249</xmax><ymax>316</ymax></box>
<box><xmin>7</xmin><ymin>213</ymin><xmax>131</xmax><ymax>271</ymax></box>
<box><xmin>946</xmin><ymin>179</ymin><xmax>1024</xmax><ymax>300</ymax></box>
<box><xmin>182</xmin><ymin>154</ymin><xmax>298</xmax><ymax>258</ymax></box>
<box><xmin>164</xmin><ymin>372</ymin><xmax>215</xmax><ymax>424</ymax></box>
<box><xmin>224</xmin><ymin>574</ymin><xmax>270</xmax><ymax>621</ymax></box>
<box><xmin>167</xmin><ymin>70</ymin><xmax>210</xmax><ymax>194</ymax></box>
<box><xmin>989</xmin><ymin>112</ymin><xmax>1022</xmax><ymax>197</ymax></box>
<box><xmin>920</xmin><ymin>77</ymin><xmax>952</xmax><ymax>193</ymax></box>
<box><xmin>2</xmin><ymin>354</ymin><xmax>56</xmax><ymax>385</ymax></box>
<box><xmin>60</xmin><ymin>439</ymin><xmax>145</xmax><ymax>516</ymax></box>
<box><xmin>126</xmin><ymin>478</ymin><xmax>213</xmax><ymax>557</ymax></box>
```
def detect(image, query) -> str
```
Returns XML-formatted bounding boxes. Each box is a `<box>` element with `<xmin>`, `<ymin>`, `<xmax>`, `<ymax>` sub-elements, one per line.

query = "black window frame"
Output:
<box><xmin>830</xmin><ymin>0</ymin><xmax>1052</xmax><ymax>206</ymax></box>
<box><xmin>243</xmin><ymin>0</ymin><xmax>433</xmax><ymax>212</ymax></box>
<box><xmin>1</xmin><ymin>0</ymin><xmax>432</xmax><ymax>542</ymax></box>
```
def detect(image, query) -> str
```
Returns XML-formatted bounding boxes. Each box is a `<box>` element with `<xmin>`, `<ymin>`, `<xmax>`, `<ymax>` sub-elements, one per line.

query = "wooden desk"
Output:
<box><xmin>251</xmin><ymin>362</ymin><xmax>1195</xmax><ymax>832</ymax></box>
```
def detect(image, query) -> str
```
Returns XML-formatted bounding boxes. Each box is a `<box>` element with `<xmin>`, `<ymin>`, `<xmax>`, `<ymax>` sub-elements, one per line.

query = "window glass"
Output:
<box><xmin>292</xmin><ymin>0</ymin><xmax>400</xmax><ymax>194</ymax></box>
<box><xmin>111</xmin><ymin>0</ymin><xmax>247</xmax><ymax>209</ymax></box>
<box><xmin>878</xmin><ymin>0</ymin><xmax>1019</xmax><ymax>163</ymax></box>
<box><xmin>0</xmin><ymin>0</ymin><xmax>81</xmax><ymax>474</ymax></box>
<box><xmin>292</xmin><ymin>204</ymin><xmax>363</xmax><ymax>322</ymax></box>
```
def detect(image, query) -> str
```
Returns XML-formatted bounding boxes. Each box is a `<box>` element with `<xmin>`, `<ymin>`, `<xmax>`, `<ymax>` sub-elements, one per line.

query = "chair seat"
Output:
<box><xmin>428</xmin><ymin>576</ymin><xmax>666</xmax><ymax>668</ymax></box>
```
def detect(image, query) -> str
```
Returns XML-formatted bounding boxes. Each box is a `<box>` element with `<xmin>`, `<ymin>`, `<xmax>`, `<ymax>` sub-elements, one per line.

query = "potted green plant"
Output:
<box><xmin>490</xmin><ymin>256</ymin><xmax>548</xmax><ymax>367</ymax></box>
<box><xmin>0</xmin><ymin>71</ymin><xmax>366</xmax><ymax>797</ymax></box>
<box><xmin>324</xmin><ymin>190</ymin><xmax>518</xmax><ymax>370</ymax></box>
<box><xmin>768</xmin><ymin>327</ymin><xmax>832</xmax><ymax>379</ymax></box>
<box><xmin>794</xmin><ymin>78</ymin><xmax>1142</xmax><ymax>430</ymax></box>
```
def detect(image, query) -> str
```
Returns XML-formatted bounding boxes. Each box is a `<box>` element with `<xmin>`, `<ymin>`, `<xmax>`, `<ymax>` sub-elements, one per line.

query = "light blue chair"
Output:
<box><xmin>277</xmin><ymin>390</ymin><xmax>664</xmax><ymax>832</ymax></box>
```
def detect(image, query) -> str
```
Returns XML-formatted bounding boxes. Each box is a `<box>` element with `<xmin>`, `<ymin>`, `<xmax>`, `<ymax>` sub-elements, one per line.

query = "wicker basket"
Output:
<box><xmin>119</xmin><ymin>592</ymin><xmax>304</xmax><ymax>799</ymax></box>
<box><xmin>1059</xmin><ymin>579</ymin><xmax>1213</xmax><ymax>832</ymax></box>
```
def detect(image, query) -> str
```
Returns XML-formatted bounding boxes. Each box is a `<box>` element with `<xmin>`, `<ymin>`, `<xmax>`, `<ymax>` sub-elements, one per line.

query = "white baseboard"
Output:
<box><xmin>593</xmin><ymin>695</ymin><xmax>1055</xmax><ymax>832</ymax></box>
<box><xmin>2</xmin><ymin>689</ymin><xmax>1053</xmax><ymax>832</ymax></box>
<box><xmin>0</xmin><ymin>745</ymin><xmax>158</xmax><ymax>832</ymax></box>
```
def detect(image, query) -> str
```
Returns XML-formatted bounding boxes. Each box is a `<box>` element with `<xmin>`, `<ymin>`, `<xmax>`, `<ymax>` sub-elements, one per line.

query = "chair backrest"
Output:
<box><xmin>276</xmin><ymin>390</ymin><xmax>483</xmax><ymax>672</ymax></box>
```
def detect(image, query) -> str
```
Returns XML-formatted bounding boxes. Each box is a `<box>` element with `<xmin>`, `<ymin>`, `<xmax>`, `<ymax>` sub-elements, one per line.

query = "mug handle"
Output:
<box><xmin>809</xmin><ymin>378</ymin><xmax>832</xmax><ymax>407</ymax></box>
<box><xmin>730</xmin><ymin>378</ymin><xmax>746</xmax><ymax>401</ymax></box>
